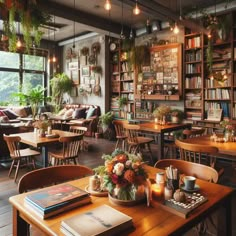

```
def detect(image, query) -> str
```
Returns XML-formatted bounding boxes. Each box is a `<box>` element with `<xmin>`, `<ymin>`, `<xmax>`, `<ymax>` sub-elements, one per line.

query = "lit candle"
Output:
<box><xmin>152</xmin><ymin>184</ymin><xmax>164</xmax><ymax>199</ymax></box>
<box><xmin>154</xmin><ymin>118</ymin><xmax>158</xmax><ymax>124</ymax></box>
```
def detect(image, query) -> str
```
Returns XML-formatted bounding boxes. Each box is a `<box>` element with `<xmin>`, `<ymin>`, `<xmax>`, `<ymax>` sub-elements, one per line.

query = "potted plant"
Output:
<box><xmin>170</xmin><ymin>109</ymin><xmax>185</xmax><ymax>124</ymax></box>
<box><xmin>99</xmin><ymin>111</ymin><xmax>114</xmax><ymax>133</ymax></box>
<box><xmin>12</xmin><ymin>85</ymin><xmax>50</xmax><ymax>119</ymax></box>
<box><xmin>118</xmin><ymin>97</ymin><xmax>128</xmax><ymax>109</ymax></box>
<box><xmin>50</xmin><ymin>73</ymin><xmax>74</xmax><ymax>113</ymax></box>
<box><xmin>153</xmin><ymin>105</ymin><xmax>171</xmax><ymax>123</ymax></box>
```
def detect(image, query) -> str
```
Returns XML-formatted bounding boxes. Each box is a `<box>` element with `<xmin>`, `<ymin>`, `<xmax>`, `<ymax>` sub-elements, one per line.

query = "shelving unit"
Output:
<box><xmin>184</xmin><ymin>32</ymin><xmax>204</xmax><ymax>122</ymax></box>
<box><xmin>109</xmin><ymin>39</ymin><xmax>134</xmax><ymax>119</ymax></box>
<box><xmin>134</xmin><ymin>43</ymin><xmax>182</xmax><ymax>120</ymax></box>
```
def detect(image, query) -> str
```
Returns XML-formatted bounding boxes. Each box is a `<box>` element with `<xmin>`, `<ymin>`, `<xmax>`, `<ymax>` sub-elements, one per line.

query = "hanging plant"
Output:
<box><xmin>91</xmin><ymin>65</ymin><xmax>102</xmax><ymax>74</ymax></box>
<box><xmin>0</xmin><ymin>0</ymin><xmax>51</xmax><ymax>53</ymax></box>
<box><xmin>80</xmin><ymin>47</ymin><xmax>89</xmax><ymax>56</ymax></box>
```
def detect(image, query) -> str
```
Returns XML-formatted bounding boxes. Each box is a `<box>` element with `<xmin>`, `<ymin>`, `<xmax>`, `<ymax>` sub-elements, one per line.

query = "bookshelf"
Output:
<box><xmin>109</xmin><ymin>39</ymin><xmax>134</xmax><ymax>120</ymax></box>
<box><xmin>184</xmin><ymin>11</ymin><xmax>236</xmax><ymax>125</ymax></box>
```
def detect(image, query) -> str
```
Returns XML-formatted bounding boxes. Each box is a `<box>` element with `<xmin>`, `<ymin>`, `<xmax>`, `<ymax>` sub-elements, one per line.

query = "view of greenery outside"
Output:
<box><xmin>0</xmin><ymin>51</ymin><xmax>47</xmax><ymax>105</ymax></box>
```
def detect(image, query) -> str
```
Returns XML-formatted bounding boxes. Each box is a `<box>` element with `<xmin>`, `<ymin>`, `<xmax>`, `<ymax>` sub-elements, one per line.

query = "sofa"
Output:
<box><xmin>61</xmin><ymin>104</ymin><xmax>101</xmax><ymax>137</ymax></box>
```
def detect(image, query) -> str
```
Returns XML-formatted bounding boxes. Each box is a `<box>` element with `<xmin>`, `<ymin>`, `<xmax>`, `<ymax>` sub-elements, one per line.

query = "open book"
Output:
<box><xmin>60</xmin><ymin>204</ymin><xmax>133</xmax><ymax>236</ymax></box>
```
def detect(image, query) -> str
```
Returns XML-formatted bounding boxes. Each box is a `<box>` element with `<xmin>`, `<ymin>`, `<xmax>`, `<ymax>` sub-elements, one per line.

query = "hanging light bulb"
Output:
<box><xmin>16</xmin><ymin>37</ymin><xmax>22</xmax><ymax>48</ymax></box>
<box><xmin>52</xmin><ymin>55</ymin><xmax>56</xmax><ymax>63</ymax></box>
<box><xmin>120</xmin><ymin>0</ymin><xmax>125</xmax><ymax>40</ymax></box>
<box><xmin>129</xmin><ymin>28</ymin><xmax>134</xmax><ymax>40</ymax></box>
<box><xmin>173</xmin><ymin>22</ymin><xmax>179</xmax><ymax>34</ymax></box>
<box><xmin>104</xmin><ymin>0</ymin><xmax>111</xmax><ymax>10</ymax></box>
<box><xmin>133</xmin><ymin>0</ymin><xmax>140</xmax><ymax>15</ymax></box>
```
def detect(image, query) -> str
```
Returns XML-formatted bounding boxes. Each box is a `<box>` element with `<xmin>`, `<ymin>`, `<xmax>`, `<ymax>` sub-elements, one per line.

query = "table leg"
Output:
<box><xmin>42</xmin><ymin>146</ymin><xmax>48</xmax><ymax>167</ymax></box>
<box><xmin>224</xmin><ymin>195</ymin><xmax>232</xmax><ymax>236</ymax></box>
<box><xmin>12</xmin><ymin>207</ymin><xmax>29</xmax><ymax>236</ymax></box>
<box><xmin>157</xmin><ymin>132</ymin><xmax>165</xmax><ymax>160</ymax></box>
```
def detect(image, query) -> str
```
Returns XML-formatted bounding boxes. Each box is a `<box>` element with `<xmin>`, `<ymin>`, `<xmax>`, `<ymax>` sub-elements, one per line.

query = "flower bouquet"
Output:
<box><xmin>94</xmin><ymin>149</ymin><xmax>148</xmax><ymax>202</ymax></box>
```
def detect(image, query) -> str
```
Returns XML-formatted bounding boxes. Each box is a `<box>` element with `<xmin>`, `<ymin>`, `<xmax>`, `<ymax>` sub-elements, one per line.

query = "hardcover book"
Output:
<box><xmin>25</xmin><ymin>183</ymin><xmax>91</xmax><ymax>219</ymax></box>
<box><xmin>60</xmin><ymin>204</ymin><xmax>133</xmax><ymax>236</ymax></box>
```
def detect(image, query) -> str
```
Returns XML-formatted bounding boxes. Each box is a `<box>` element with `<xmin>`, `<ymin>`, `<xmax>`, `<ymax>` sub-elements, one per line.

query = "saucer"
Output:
<box><xmin>180</xmin><ymin>184</ymin><xmax>200</xmax><ymax>192</ymax></box>
<box><xmin>85</xmin><ymin>185</ymin><xmax>108</xmax><ymax>197</ymax></box>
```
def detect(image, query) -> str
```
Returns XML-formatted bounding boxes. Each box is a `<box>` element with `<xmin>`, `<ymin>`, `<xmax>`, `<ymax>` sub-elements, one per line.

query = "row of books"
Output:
<box><xmin>205</xmin><ymin>78</ymin><xmax>231</xmax><ymax>88</ymax></box>
<box><xmin>185</xmin><ymin>50</ymin><xmax>202</xmax><ymax>62</ymax></box>
<box><xmin>185</xmin><ymin>76</ymin><xmax>202</xmax><ymax>89</ymax></box>
<box><xmin>204</xmin><ymin>88</ymin><xmax>230</xmax><ymax>100</ymax></box>
<box><xmin>185</xmin><ymin>36</ymin><xmax>201</xmax><ymax>49</ymax></box>
<box><xmin>185</xmin><ymin>64</ymin><xmax>201</xmax><ymax>74</ymax></box>
<box><xmin>205</xmin><ymin>101</ymin><xmax>230</xmax><ymax>118</ymax></box>
<box><xmin>121</xmin><ymin>72</ymin><xmax>134</xmax><ymax>81</ymax></box>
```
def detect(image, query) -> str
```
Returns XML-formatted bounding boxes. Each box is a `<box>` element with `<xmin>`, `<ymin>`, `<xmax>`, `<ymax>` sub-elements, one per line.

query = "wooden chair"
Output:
<box><xmin>18</xmin><ymin>164</ymin><xmax>93</xmax><ymax>193</ymax></box>
<box><xmin>69</xmin><ymin>126</ymin><xmax>88</xmax><ymax>151</ymax></box>
<box><xmin>175</xmin><ymin>139</ymin><xmax>218</xmax><ymax>167</ymax></box>
<box><xmin>123</xmin><ymin>123</ymin><xmax>154</xmax><ymax>164</ymax></box>
<box><xmin>154</xmin><ymin>159</ymin><xmax>218</xmax><ymax>183</ymax></box>
<box><xmin>48</xmin><ymin>135</ymin><xmax>83</xmax><ymax>165</ymax></box>
<box><xmin>3</xmin><ymin>134</ymin><xmax>40</xmax><ymax>182</ymax></box>
<box><xmin>182</xmin><ymin>128</ymin><xmax>206</xmax><ymax>138</ymax></box>
<box><xmin>112</xmin><ymin>120</ymin><xmax>128</xmax><ymax>151</ymax></box>
<box><xmin>164</xmin><ymin>128</ymin><xmax>205</xmax><ymax>158</ymax></box>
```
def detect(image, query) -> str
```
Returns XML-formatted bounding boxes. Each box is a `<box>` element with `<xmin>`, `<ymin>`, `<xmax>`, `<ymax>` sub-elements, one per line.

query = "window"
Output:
<box><xmin>0</xmin><ymin>50</ymin><xmax>48</xmax><ymax>105</ymax></box>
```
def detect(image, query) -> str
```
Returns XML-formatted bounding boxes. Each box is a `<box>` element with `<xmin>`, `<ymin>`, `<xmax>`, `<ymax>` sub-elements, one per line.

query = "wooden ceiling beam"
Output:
<box><xmin>37</xmin><ymin>0</ymin><xmax>130</xmax><ymax>36</ymax></box>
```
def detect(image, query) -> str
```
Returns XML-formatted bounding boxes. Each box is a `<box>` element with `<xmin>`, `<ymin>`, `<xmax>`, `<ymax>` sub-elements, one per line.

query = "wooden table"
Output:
<box><xmin>183</xmin><ymin>135</ymin><xmax>236</xmax><ymax>161</ymax></box>
<box><xmin>139</xmin><ymin>122</ymin><xmax>191</xmax><ymax>160</ymax></box>
<box><xmin>9</xmin><ymin>165</ymin><xmax>233</xmax><ymax>236</ymax></box>
<box><xmin>11</xmin><ymin>130</ymin><xmax>77</xmax><ymax>167</ymax></box>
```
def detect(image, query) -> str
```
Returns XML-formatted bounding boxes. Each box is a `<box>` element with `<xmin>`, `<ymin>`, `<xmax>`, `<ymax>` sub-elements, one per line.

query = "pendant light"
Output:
<box><xmin>52</xmin><ymin>15</ymin><xmax>56</xmax><ymax>63</ymax></box>
<box><xmin>104</xmin><ymin>0</ymin><xmax>111</xmax><ymax>11</ymax></box>
<box><xmin>172</xmin><ymin>0</ymin><xmax>180</xmax><ymax>34</ymax></box>
<box><xmin>72</xmin><ymin>0</ymin><xmax>76</xmax><ymax>49</ymax></box>
<box><xmin>133</xmin><ymin>0</ymin><xmax>140</xmax><ymax>15</ymax></box>
<box><xmin>16</xmin><ymin>22</ymin><xmax>22</xmax><ymax>48</ymax></box>
<box><xmin>120</xmin><ymin>0</ymin><xmax>125</xmax><ymax>40</ymax></box>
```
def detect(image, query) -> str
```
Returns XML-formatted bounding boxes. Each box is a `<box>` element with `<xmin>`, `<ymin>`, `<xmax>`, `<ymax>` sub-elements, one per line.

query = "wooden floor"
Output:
<box><xmin>0</xmin><ymin>136</ymin><xmax>236</xmax><ymax>236</ymax></box>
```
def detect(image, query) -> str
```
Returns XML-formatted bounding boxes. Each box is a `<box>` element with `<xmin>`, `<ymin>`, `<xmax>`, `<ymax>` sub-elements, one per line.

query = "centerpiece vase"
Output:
<box><xmin>224</xmin><ymin>130</ymin><xmax>233</xmax><ymax>142</ymax></box>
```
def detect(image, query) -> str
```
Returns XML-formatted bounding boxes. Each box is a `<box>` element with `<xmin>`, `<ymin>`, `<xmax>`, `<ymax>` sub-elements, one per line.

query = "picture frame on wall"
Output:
<box><xmin>68</xmin><ymin>61</ymin><xmax>79</xmax><ymax>70</ymax></box>
<box><xmin>71</xmin><ymin>70</ymin><xmax>80</xmax><ymax>85</ymax></box>
<box><xmin>81</xmin><ymin>66</ymin><xmax>90</xmax><ymax>77</ymax></box>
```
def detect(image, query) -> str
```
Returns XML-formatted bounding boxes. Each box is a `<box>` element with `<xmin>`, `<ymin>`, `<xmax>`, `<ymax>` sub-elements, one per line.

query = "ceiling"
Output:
<box><xmin>12</xmin><ymin>0</ymin><xmax>236</xmax><ymax>44</ymax></box>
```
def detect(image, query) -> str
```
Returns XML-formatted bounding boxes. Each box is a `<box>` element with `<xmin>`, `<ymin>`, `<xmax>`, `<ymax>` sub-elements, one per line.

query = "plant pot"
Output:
<box><xmin>171</xmin><ymin>116</ymin><xmax>179</xmax><ymax>124</ymax></box>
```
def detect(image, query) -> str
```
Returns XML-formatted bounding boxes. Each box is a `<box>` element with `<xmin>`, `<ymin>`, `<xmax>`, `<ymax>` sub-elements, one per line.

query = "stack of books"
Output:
<box><xmin>60</xmin><ymin>204</ymin><xmax>133</xmax><ymax>236</ymax></box>
<box><xmin>25</xmin><ymin>183</ymin><xmax>91</xmax><ymax>219</ymax></box>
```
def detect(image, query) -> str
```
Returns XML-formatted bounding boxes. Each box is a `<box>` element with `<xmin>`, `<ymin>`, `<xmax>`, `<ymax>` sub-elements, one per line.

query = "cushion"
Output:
<box><xmin>3</xmin><ymin>109</ymin><xmax>19</xmax><ymax>119</ymax></box>
<box><xmin>11</xmin><ymin>107</ymin><xmax>28</xmax><ymax>118</ymax></box>
<box><xmin>0</xmin><ymin>115</ymin><xmax>9</xmax><ymax>123</ymax></box>
<box><xmin>63</xmin><ymin>108</ymin><xmax>74</xmax><ymax>119</ymax></box>
<box><xmin>24</xmin><ymin>106</ymin><xmax>32</xmax><ymax>116</ymax></box>
<box><xmin>0</xmin><ymin>110</ymin><xmax>5</xmax><ymax>117</ymax></box>
<box><xmin>72</xmin><ymin>108</ymin><xmax>86</xmax><ymax>119</ymax></box>
<box><xmin>86</xmin><ymin>106</ymin><xmax>96</xmax><ymax>119</ymax></box>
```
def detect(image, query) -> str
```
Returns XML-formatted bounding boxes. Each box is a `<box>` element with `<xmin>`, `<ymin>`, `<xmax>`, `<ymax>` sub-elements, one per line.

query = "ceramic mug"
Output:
<box><xmin>184</xmin><ymin>176</ymin><xmax>196</xmax><ymax>190</ymax></box>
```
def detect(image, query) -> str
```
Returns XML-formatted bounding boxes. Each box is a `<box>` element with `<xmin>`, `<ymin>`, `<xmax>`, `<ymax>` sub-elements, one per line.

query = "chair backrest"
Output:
<box><xmin>3</xmin><ymin>134</ymin><xmax>21</xmax><ymax>159</ymax></box>
<box><xmin>123</xmin><ymin>123</ymin><xmax>140</xmax><ymax>144</ymax></box>
<box><xmin>154</xmin><ymin>159</ymin><xmax>218</xmax><ymax>183</ymax></box>
<box><xmin>175</xmin><ymin>139</ymin><xmax>218</xmax><ymax>164</ymax></box>
<box><xmin>69</xmin><ymin>126</ymin><xmax>87</xmax><ymax>134</ymax></box>
<box><xmin>59</xmin><ymin>135</ymin><xmax>83</xmax><ymax>158</ymax></box>
<box><xmin>112</xmin><ymin>120</ymin><xmax>128</xmax><ymax>137</ymax></box>
<box><xmin>18</xmin><ymin>164</ymin><xmax>94</xmax><ymax>193</ymax></box>
<box><xmin>182</xmin><ymin>128</ymin><xmax>205</xmax><ymax>138</ymax></box>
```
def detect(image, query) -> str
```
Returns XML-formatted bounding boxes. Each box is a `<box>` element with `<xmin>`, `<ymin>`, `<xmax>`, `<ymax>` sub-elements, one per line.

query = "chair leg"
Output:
<box><xmin>14</xmin><ymin>160</ymin><xmax>21</xmax><ymax>182</ymax></box>
<box><xmin>8</xmin><ymin>160</ymin><xmax>15</xmax><ymax>177</ymax></box>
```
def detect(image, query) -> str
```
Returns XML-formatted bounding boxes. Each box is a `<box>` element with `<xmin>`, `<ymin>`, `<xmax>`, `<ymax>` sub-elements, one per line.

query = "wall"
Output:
<box><xmin>61</xmin><ymin>34</ymin><xmax>107</xmax><ymax>115</ymax></box>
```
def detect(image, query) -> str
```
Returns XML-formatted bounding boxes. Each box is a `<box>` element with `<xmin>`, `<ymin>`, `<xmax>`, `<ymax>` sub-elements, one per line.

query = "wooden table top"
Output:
<box><xmin>11</xmin><ymin>129</ymin><xmax>77</xmax><ymax>148</ymax></box>
<box><xmin>139</xmin><ymin>122</ymin><xmax>191</xmax><ymax>133</ymax></box>
<box><xmin>9</xmin><ymin>165</ymin><xmax>233</xmax><ymax>236</ymax></box>
<box><xmin>183</xmin><ymin>135</ymin><xmax>236</xmax><ymax>157</ymax></box>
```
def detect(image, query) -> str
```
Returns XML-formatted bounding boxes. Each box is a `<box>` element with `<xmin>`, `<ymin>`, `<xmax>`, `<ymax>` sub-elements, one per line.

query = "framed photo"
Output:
<box><xmin>68</xmin><ymin>61</ymin><xmax>79</xmax><ymax>71</ymax></box>
<box><xmin>81</xmin><ymin>66</ymin><xmax>90</xmax><ymax>77</ymax></box>
<box><xmin>71</xmin><ymin>70</ymin><xmax>80</xmax><ymax>85</ymax></box>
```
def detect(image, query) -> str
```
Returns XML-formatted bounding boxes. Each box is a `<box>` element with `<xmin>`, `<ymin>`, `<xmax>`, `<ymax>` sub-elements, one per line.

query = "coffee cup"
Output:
<box><xmin>184</xmin><ymin>176</ymin><xmax>196</xmax><ymax>190</ymax></box>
